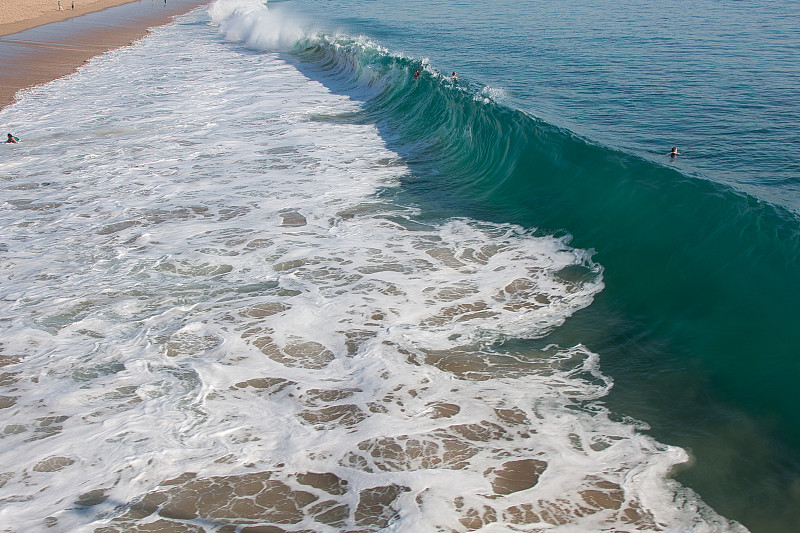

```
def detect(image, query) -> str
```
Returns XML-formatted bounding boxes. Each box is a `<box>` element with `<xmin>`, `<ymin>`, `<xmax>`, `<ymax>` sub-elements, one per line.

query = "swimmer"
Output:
<box><xmin>452</xmin><ymin>71</ymin><xmax>458</xmax><ymax>79</ymax></box>
<box><xmin>5</xmin><ymin>133</ymin><xmax>19</xmax><ymax>144</ymax></box>
<box><xmin>669</xmin><ymin>146</ymin><xmax>679</xmax><ymax>157</ymax></box>
<box><xmin>413</xmin><ymin>70</ymin><xmax>419</xmax><ymax>79</ymax></box>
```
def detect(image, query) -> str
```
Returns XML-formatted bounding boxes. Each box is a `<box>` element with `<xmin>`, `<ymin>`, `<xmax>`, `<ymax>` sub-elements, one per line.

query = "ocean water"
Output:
<box><xmin>0</xmin><ymin>0</ymin><xmax>798</xmax><ymax>532</ymax></box>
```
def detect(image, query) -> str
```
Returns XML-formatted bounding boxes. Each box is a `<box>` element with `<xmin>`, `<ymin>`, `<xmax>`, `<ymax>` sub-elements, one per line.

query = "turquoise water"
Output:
<box><xmin>279</xmin><ymin>0</ymin><xmax>800</xmax><ymax>530</ymax></box>
<box><xmin>1</xmin><ymin>0</ymin><xmax>798</xmax><ymax>530</ymax></box>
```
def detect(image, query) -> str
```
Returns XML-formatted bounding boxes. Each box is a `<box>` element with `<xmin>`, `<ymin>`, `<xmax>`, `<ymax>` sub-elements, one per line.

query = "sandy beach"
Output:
<box><xmin>0</xmin><ymin>0</ymin><xmax>208</xmax><ymax>109</ymax></box>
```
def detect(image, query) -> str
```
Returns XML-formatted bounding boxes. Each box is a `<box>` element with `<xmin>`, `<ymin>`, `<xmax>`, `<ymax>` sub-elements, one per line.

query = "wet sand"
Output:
<box><xmin>0</xmin><ymin>0</ymin><xmax>209</xmax><ymax>110</ymax></box>
<box><xmin>0</xmin><ymin>0</ymin><xmax>139</xmax><ymax>35</ymax></box>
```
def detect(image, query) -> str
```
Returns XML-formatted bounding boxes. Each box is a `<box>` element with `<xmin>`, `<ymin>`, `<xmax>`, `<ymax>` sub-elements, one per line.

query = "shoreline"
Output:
<box><xmin>0</xmin><ymin>0</ymin><xmax>209</xmax><ymax>111</ymax></box>
<box><xmin>0</xmin><ymin>0</ymin><xmax>143</xmax><ymax>37</ymax></box>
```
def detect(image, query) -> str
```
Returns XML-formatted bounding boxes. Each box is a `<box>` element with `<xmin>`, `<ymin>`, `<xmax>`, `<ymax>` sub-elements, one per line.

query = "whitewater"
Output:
<box><xmin>0</xmin><ymin>1</ymin><xmax>751</xmax><ymax>531</ymax></box>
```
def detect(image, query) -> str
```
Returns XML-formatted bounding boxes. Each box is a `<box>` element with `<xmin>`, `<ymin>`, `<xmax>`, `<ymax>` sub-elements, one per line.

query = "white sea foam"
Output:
<box><xmin>209</xmin><ymin>0</ymin><xmax>305</xmax><ymax>51</ymax></box>
<box><xmin>0</xmin><ymin>4</ymin><xmax>747</xmax><ymax>532</ymax></box>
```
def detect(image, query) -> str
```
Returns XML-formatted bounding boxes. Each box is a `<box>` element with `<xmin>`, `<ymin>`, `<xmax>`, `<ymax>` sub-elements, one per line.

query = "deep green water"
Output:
<box><xmin>276</xmin><ymin>0</ymin><xmax>800</xmax><ymax>530</ymax></box>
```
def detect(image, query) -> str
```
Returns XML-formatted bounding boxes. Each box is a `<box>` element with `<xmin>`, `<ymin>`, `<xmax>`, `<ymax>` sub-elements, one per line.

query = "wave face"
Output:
<box><xmin>261</xmin><ymin>0</ymin><xmax>800</xmax><ymax>432</ymax></box>
<box><xmin>0</xmin><ymin>0</ymin><xmax>792</xmax><ymax>531</ymax></box>
<box><xmin>214</xmin><ymin>0</ymin><xmax>800</xmax><ymax>529</ymax></box>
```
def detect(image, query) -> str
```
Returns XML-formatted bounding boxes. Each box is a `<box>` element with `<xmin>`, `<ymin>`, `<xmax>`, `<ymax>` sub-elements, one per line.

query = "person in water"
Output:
<box><xmin>669</xmin><ymin>146</ymin><xmax>679</xmax><ymax>157</ymax></box>
<box><xmin>5</xmin><ymin>133</ymin><xmax>19</xmax><ymax>144</ymax></box>
<box><xmin>452</xmin><ymin>71</ymin><xmax>458</xmax><ymax>79</ymax></box>
<box><xmin>413</xmin><ymin>70</ymin><xmax>419</xmax><ymax>79</ymax></box>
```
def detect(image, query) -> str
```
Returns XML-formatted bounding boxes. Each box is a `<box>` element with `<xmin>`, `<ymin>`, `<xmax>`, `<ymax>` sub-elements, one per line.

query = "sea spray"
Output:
<box><xmin>209</xmin><ymin>0</ymin><xmax>305</xmax><ymax>51</ymax></box>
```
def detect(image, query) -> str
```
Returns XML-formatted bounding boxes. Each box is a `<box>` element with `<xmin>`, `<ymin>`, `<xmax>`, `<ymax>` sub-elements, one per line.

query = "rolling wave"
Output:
<box><xmin>267</xmin><ymin>4</ymin><xmax>800</xmax><ymax>446</ymax></box>
<box><xmin>206</xmin><ymin>0</ymin><xmax>800</xmax><ymax>526</ymax></box>
<box><xmin>212</xmin><ymin>2</ymin><xmax>800</xmax><ymax>422</ymax></box>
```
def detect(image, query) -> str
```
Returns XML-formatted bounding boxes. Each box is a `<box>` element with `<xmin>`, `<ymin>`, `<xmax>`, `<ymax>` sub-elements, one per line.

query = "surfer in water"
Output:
<box><xmin>669</xmin><ymin>146</ymin><xmax>679</xmax><ymax>157</ymax></box>
<box><xmin>5</xmin><ymin>133</ymin><xmax>19</xmax><ymax>144</ymax></box>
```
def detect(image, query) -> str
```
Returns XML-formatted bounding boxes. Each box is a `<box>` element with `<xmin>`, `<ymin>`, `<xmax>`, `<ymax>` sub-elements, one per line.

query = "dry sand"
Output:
<box><xmin>0</xmin><ymin>0</ymin><xmax>208</xmax><ymax>109</ymax></box>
